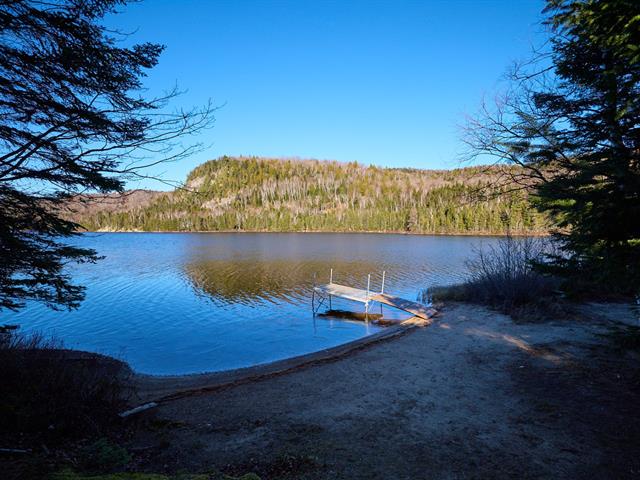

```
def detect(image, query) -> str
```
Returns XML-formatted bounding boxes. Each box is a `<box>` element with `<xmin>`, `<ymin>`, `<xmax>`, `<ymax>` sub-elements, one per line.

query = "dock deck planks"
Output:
<box><xmin>370</xmin><ymin>293</ymin><xmax>436</xmax><ymax>320</ymax></box>
<box><xmin>314</xmin><ymin>283</ymin><xmax>370</xmax><ymax>303</ymax></box>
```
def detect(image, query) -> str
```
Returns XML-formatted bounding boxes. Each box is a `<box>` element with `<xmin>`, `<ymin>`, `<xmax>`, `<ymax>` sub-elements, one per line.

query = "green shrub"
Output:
<box><xmin>79</xmin><ymin>439</ymin><xmax>132</xmax><ymax>473</ymax></box>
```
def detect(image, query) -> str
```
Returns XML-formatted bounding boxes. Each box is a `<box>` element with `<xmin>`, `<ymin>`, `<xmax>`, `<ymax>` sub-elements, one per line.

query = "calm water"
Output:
<box><xmin>2</xmin><ymin>233</ymin><xmax>496</xmax><ymax>375</ymax></box>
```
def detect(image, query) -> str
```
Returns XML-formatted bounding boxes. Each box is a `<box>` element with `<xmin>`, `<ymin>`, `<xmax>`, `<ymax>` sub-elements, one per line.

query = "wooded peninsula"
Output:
<box><xmin>68</xmin><ymin>156</ymin><xmax>548</xmax><ymax>235</ymax></box>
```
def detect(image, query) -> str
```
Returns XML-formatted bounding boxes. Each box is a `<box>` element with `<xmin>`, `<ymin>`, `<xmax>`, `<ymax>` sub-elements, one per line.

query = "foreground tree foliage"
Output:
<box><xmin>466</xmin><ymin>0</ymin><xmax>640</xmax><ymax>295</ymax></box>
<box><xmin>0</xmin><ymin>0</ymin><xmax>212</xmax><ymax>310</ymax></box>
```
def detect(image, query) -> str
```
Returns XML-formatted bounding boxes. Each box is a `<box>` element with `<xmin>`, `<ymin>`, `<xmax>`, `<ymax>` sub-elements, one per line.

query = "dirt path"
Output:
<box><xmin>128</xmin><ymin>303</ymin><xmax>640</xmax><ymax>479</ymax></box>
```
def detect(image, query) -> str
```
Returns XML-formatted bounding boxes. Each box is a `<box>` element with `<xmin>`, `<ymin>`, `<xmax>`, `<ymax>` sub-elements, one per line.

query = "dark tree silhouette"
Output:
<box><xmin>0</xmin><ymin>0</ymin><xmax>214</xmax><ymax>311</ymax></box>
<box><xmin>464</xmin><ymin>0</ymin><xmax>640</xmax><ymax>294</ymax></box>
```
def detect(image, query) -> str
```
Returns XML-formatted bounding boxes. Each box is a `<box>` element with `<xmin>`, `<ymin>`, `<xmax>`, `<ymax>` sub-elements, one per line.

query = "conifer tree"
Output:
<box><xmin>466</xmin><ymin>0</ymin><xmax>640</xmax><ymax>293</ymax></box>
<box><xmin>0</xmin><ymin>0</ymin><xmax>213</xmax><ymax>310</ymax></box>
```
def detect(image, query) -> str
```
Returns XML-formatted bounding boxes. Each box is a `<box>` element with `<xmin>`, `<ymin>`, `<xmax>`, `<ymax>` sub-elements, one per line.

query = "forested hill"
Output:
<box><xmin>69</xmin><ymin>156</ymin><xmax>548</xmax><ymax>234</ymax></box>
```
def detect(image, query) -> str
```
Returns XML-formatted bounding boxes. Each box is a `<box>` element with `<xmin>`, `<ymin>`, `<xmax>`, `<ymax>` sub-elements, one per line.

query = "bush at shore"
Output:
<box><xmin>423</xmin><ymin>236</ymin><xmax>562</xmax><ymax>319</ymax></box>
<box><xmin>0</xmin><ymin>327</ymin><xmax>132</xmax><ymax>440</ymax></box>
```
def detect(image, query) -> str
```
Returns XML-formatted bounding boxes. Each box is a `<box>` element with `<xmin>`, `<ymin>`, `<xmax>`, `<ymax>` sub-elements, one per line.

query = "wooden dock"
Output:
<box><xmin>370</xmin><ymin>293</ymin><xmax>436</xmax><ymax>320</ymax></box>
<box><xmin>312</xmin><ymin>270</ymin><xmax>436</xmax><ymax>321</ymax></box>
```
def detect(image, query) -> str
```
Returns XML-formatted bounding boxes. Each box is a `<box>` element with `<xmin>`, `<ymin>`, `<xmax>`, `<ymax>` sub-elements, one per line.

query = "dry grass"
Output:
<box><xmin>423</xmin><ymin>236</ymin><xmax>566</xmax><ymax>320</ymax></box>
<box><xmin>0</xmin><ymin>327</ymin><xmax>133</xmax><ymax>440</ymax></box>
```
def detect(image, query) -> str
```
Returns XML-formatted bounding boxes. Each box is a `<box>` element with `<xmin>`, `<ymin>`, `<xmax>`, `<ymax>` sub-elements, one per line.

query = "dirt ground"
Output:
<box><xmin>126</xmin><ymin>302</ymin><xmax>640</xmax><ymax>480</ymax></box>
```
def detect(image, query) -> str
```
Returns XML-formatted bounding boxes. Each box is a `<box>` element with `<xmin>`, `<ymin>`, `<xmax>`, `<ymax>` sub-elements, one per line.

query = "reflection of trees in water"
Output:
<box><xmin>184</xmin><ymin>259</ymin><xmax>384</xmax><ymax>306</ymax></box>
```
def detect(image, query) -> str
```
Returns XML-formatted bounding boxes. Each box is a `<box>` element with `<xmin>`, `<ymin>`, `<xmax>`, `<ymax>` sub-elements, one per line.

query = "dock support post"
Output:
<box><xmin>381</xmin><ymin>271</ymin><xmax>385</xmax><ymax>294</ymax></box>
<box><xmin>312</xmin><ymin>272</ymin><xmax>316</xmax><ymax>316</ymax></box>
<box><xmin>328</xmin><ymin>269</ymin><xmax>333</xmax><ymax>311</ymax></box>
<box><xmin>365</xmin><ymin>274</ymin><xmax>371</xmax><ymax>317</ymax></box>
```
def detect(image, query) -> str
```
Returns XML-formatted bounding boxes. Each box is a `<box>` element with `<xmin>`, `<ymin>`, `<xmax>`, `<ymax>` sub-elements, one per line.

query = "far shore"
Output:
<box><xmin>78</xmin><ymin>229</ymin><xmax>551</xmax><ymax>237</ymax></box>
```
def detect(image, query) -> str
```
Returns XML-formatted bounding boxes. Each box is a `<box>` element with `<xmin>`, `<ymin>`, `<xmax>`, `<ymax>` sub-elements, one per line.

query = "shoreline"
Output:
<box><xmin>28</xmin><ymin>318</ymin><xmax>431</xmax><ymax>405</ymax></box>
<box><xmin>124</xmin><ymin>301</ymin><xmax>639</xmax><ymax>478</ymax></box>
<box><xmin>132</xmin><ymin>317</ymin><xmax>430</xmax><ymax>405</ymax></box>
<box><xmin>79</xmin><ymin>229</ymin><xmax>550</xmax><ymax>238</ymax></box>
<box><xmin>6</xmin><ymin>301</ymin><xmax>639</xmax><ymax>479</ymax></box>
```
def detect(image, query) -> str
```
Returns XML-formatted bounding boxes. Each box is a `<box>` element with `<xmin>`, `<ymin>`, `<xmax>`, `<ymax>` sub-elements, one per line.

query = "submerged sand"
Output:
<box><xmin>125</xmin><ymin>302</ymin><xmax>640</xmax><ymax>479</ymax></box>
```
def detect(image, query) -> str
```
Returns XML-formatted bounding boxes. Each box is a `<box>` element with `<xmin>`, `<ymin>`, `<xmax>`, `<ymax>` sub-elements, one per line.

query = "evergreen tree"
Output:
<box><xmin>0</xmin><ymin>1</ymin><xmax>213</xmax><ymax>311</ymax></box>
<box><xmin>466</xmin><ymin>0</ymin><xmax>640</xmax><ymax>293</ymax></box>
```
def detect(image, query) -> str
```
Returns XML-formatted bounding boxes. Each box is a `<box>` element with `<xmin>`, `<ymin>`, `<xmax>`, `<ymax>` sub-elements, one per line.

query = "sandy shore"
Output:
<box><xmin>125</xmin><ymin>302</ymin><xmax>640</xmax><ymax>479</ymax></box>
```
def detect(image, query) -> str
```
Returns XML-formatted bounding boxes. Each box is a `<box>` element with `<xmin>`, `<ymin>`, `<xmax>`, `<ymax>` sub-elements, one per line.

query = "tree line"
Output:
<box><xmin>71</xmin><ymin>156</ymin><xmax>548</xmax><ymax>235</ymax></box>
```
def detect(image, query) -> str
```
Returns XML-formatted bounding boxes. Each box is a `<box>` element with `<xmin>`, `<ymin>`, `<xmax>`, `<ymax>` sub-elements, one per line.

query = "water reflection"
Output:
<box><xmin>178</xmin><ymin>232</ymin><xmax>478</xmax><ymax>308</ymax></box>
<box><xmin>185</xmin><ymin>259</ymin><xmax>384</xmax><ymax>307</ymax></box>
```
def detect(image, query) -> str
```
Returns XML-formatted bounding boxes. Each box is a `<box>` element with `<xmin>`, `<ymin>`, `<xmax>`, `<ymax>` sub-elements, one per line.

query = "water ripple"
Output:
<box><xmin>3</xmin><ymin>233</ymin><xmax>495</xmax><ymax>375</ymax></box>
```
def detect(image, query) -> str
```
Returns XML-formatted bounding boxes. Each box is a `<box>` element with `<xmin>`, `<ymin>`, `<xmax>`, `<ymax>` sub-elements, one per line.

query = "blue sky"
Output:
<box><xmin>107</xmin><ymin>0</ymin><xmax>547</xmax><ymax>189</ymax></box>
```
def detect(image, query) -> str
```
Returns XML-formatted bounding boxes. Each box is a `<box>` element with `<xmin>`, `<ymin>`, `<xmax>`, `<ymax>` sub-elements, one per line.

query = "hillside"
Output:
<box><xmin>69</xmin><ymin>156</ymin><xmax>548</xmax><ymax>234</ymax></box>
<box><xmin>63</xmin><ymin>189</ymin><xmax>166</xmax><ymax>218</ymax></box>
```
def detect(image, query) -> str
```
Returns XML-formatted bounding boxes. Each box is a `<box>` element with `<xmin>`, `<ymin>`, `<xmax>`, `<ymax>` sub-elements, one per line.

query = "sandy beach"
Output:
<box><xmin>122</xmin><ymin>302</ymin><xmax>640</xmax><ymax>479</ymax></box>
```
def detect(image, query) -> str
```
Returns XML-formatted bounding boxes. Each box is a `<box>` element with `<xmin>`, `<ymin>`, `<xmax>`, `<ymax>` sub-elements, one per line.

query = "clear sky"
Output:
<box><xmin>107</xmin><ymin>0</ymin><xmax>547</xmax><ymax>189</ymax></box>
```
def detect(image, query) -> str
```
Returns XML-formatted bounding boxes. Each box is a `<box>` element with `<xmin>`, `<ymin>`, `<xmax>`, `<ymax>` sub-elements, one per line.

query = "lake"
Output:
<box><xmin>2</xmin><ymin>233</ymin><xmax>497</xmax><ymax>375</ymax></box>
